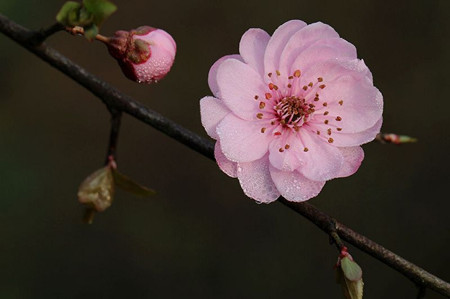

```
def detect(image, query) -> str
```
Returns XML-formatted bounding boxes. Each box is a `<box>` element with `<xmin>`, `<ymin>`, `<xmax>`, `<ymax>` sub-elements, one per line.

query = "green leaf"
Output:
<box><xmin>341</xmin><ymin>257</ymin><xmax>363</xmax><ymax>282</ymax></box>
<box><xmin>112</xmin><ymin>169</ymin><xmax>156</xmax><ymax>197</ymax></box>
<box><xmin>56</xmin><ymin>1</ymin><xmax>81</xmax><ymax>25</ymax></box>
<box><xmin>84</xmin><ymin>24</ymin><xmax>98</xmax><ymax>41</ymax></box>
<box><xmin>77</xmin><ymin>7</ymin><xmax>94</xmax><ymax>26</ymax></box>
<box><xmin>83</xmin><ymin>0</ymin><xmax>117</xmax><ymax>26</ymax></box>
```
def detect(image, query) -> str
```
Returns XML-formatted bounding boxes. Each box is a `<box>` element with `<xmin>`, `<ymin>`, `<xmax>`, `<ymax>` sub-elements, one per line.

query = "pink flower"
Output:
<box><xmin>200</xmin><ymin>20</ymin><xmax>383</xmax><ymax>203</ymax></box>
<box><xmin>107</xmin><ymin>26</ymin><xmax>176</xmax><ymax>83</ymax></box>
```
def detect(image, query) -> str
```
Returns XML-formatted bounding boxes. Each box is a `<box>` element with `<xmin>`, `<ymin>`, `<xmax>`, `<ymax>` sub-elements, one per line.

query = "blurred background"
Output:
<box><xmin>1</xmin><ymin>0</ymin><xmax>449</xmax><ymax>298</ymax></box>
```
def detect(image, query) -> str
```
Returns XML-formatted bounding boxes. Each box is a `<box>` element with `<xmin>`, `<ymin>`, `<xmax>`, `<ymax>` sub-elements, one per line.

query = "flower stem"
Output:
<box><xmin>65</xmin><ymin>26</ymin><xmax>110</xmax><ymax>44</ymax></box>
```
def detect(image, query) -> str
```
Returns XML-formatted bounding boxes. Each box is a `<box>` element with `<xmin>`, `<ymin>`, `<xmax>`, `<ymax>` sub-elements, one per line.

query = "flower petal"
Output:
<box><xmin>311</xmin><ymin>75</ymin><xmax>383</xmax><ymax>134</ymax></box>
<box><xmin>216</xmin><ymin>59</ymin><xmax>266</xmax><ymax>120</ymax></box>
<box><xmin>327</xmin><ymin>117</ymin><xmax>383</xmax><ymax>147</ymax></box>
<box><xmin>215</xmin><ymin>141</ymin><xmax>238</xmax><ymax>178</ymax></box>
<box><xmin>336</xmin><ymin>146</ymin><xmax>364</xmax><ymax>178</ymax></box>
<box><xmin>264</xmin><ymin>20</ymin><xmax>307</xmax><ymax>76</ymax></box>
<box><xmin>296</xmin><ymin>130</ymin><xmax>344</xmax><ymax>181</ymax></box>
<box><xmin>270</xmin><ymin>165</ymin><xmax>325</xmax><ymax>202</ymax></box>
<box><xmin>287</xmin><ymin>38</ymin><xmax>357</xmax><ymax>75</ymax></box>
<box><xmin>237</xmin><ymin>156</ymin><xmax>280</xmax><ymax>203</ymax></box>
<box><xmin>239</xmin><ymin>28</ymin><xmax>270</xmax><ymax>78</ymax></box>
<box><xmin>268</xmin><ymin>131</ymin><xmax>304</xmax><ymax>171</ymax></box>
<box><xmin>208</xmin><ymin>55</ymin><xmax>243</xmax><ymax>97</ymax></box>
<box><xmin>217</xmin><ymin>114</ymin><xmax>272</xmax><ymax>163</ymax></box>
<box><xmin>200</xmin><ymin>96</ymin><xmax>230</xmax><ymax>139</ymax></box>
<box><xmin>279</xmin><ymin>22</ymin><xmax>340</xmax><ymax>75</ymax></box>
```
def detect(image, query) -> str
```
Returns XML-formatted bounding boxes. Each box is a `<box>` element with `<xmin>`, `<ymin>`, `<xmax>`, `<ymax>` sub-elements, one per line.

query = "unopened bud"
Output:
<box><xmin>376</xmin><ymin>133</ymin><xmax>417</xmax><ymax>144</ymax></box>
<box><xmin>335</xmin><ymin>247</ymin><xmax>364</xmax><ymax>299</ymax></box>
<box><xmin>106</xmin><ymin>26</ymin><xmax>176</xmax><ymax>83</ymax></box>
<box><xmin>78</xmin><ymin>165</ymin><xmax>114</xmax><ymax>212</ymax></box>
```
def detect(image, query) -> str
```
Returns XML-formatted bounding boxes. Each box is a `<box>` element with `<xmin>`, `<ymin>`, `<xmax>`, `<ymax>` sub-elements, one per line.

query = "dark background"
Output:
<box><xmin>1</xmin><ymin>0</ymin><xmax>449</xmax><ymax>298</ymax></box>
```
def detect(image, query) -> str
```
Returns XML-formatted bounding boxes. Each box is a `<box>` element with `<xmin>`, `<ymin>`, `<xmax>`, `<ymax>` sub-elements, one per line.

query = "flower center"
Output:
<box><xmin>274</xmin><ymin>96</ymin><xmax>314</xmax><ymax>129</ymax></box>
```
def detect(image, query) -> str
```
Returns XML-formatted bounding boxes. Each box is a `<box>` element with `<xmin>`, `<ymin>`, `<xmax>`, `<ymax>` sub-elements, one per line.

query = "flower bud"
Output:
<box><xmin>78</xmin><ymin>165</ymin><xmax>114</xmax><ymax>212</ymax></box>
<box><xmin>335</xmin><ymin>247</ymin><xmax>364</xmax><ymax>299</ymax></box>
<box><xmin>107</xmin><ymin>26</ymin><xmax>176</xmax><ymax>83</ymax></box>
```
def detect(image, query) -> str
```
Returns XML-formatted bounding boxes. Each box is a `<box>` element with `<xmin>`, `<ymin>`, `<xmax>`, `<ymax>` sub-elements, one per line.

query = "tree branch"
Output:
<box><xmin>1</xmin><ymin>13</ymin><xmax>449</xmax><ymax>297</ymax></box>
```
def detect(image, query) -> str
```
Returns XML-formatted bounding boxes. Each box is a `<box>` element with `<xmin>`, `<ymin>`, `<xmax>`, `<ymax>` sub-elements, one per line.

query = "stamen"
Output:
<box><xmin>265</xmin><ymin>93</ymin><xmax>272</xmax><ymax>99</ymax></box>
<box><xmin>323</xmin><ymin>111</ymin><xmax>329</xmax><ymax>115</ymax></box>
<box><xmin>279</xmin><ymin>147</ymin><xmax>284</xmax><ymax>152</ymax></box>
<box><xmin>324</xmin><ymin>120</ymin><xmax>329</xmax><ymax>124</ymax></box>
<box><xmin>318</xmin><ymin>77</ymin><xmax>323</xmax><ymax>82</ymax></box>
<box><xmin>328</xmin><ymin>138</ymin><xmax>334</xmax><ymax>143</ymax></box>
<box><xmin>254</xmin><ymin>95</ymin><xmax>259</xmax><ymax>100</ymax></box>
<box><xmin>256</xmin><ymin>113</ymin><xmax>263</xmax><ymax>119</ymax></box>
<box><xmin>294</xmin><ymin>70</ymin><xmax>301</xmax><ymax>77</ymax></box>
<box><xmin>303</xmin><ymin>147</ymin><xmax>309</xmax><ymax>152</ymax></box>
<box><xmin>259</xmin><ymin>102</ymin><xmax>266</xmax><ymax>109</ymax></box>
<box><xmin>323</xmin><ymin>102</ymin><xmax>328</xmax><ymax>107</ymax></box>
<box><xmin>284</xmin><ymin>144</ymin><xmax>290</xmax><ymax>149</ymax></box>
<box><xmin>337</xmin><ymin>128</ymin><xmax>342</xmax><ymax>131</ymax></box>
<box><xmin>336</xmin><ymin>116</ymin><xmax>342</xmax><ymax>121</ymax></box>
<box><xmin>327</xmin><ymin>128</ymin><xmax>332</xmax><ymax>135</ymax></box>
<box><xmin>316</xmin><ymin>130</ymin><xmax>320</xmax><ymax>135</ymax></box>
<box><xmin>268</xmin><ymin>72</ymin><xmax>272</xmax><ymax>77</ymax></box>
<box><xmin>338</xmin><ymin>100</ymin><xmax>344</xmax><ymax>105</ymax></box>
<box><xmin>276</xmin><ymin>70</ymin><xmax>281</xmax><ymax>76</ymax></box>
<box><xmin>261</xmin><ymin>127</ymin><xmax>266</xmax><ymax>133</ymax></box>
<box><xmin>319</xmin><ymin>84</ymin><xmax>326</xmax><ymax>89</ymax></box>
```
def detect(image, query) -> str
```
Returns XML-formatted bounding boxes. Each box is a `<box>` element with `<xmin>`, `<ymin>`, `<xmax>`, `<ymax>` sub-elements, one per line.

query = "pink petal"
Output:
<box><xmin>216</xmin><ymin>114</ymin><xmax>272</xmax><ymax>163</ymax></box>
<box><xmin>200</xmin><ymin>96</ymin><xmax>230</xmax><ymax>139</ymax></box>
<box><xmin>301</xmin><ymin>59</ymin><xmax>371</xmax><ymax>85</ymax></box>
<box><xmin>310</xmin><ymin>74</ymin><xmax>383</xmax><ymax>134</ymax></box>
<box><xmin>279</xmin><ymin>22</ymin><xmax>340</xmax><ymax>76</ymax></box>
<box><xmin>239</xmin><ymin>28</ymin><xmax>270</xmax><ymax>78</ymax></box>
<box><xmin>237</xmin><ymin>156</ymin><xmax>280</xmax><ymax>203</ymax></box>
<box><xmin>264</xmin><ymin>20</ymin><xmax>307</xmax><ymax>77</ymax></box>
<box><xmin>325</xmin><ymin>117</ymin><xmax>383</xmax><ymax>147</ymax></box>
<box><xmin>296</xmin><ymin>130</ymin><xmax>344</xmax><ymax>181</ymax></box>
<box><xmin>208</xmin><ymin>55</ymin><xmax>243</xmax><ymax>97</ymax></box>
<box><xmin>269</xmin><ymin>165</ymin><xmax>325</xmax><ymax>202</ymax></box>
<box><xmin>215</xmin><ymin>141</ymin><xmax>238</xmax><ymax>178</ymax></box>
<box><xmin>268</xmin><ymin>131</ymin><xmax>304</xmax><ymax>171</ymax></box>
<box><xmin>336</xmin><ymin>146</ymin><xmax>364</xmax><ymax>178</ymax></box>
<box><xmin>287</xmin><ymin>38</ymin><xmax>357</xmax><ymax>75</ymax></box>
<box><xmin>216</xmin><ymin>59</ymin><xmax>266</xmax><ymax>120</ymax></box>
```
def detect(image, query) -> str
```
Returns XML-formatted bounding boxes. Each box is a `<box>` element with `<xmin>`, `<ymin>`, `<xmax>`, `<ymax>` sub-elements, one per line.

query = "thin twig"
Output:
<box><xmin>30</xmin><ymin>22</ymin><xmax>64</xmax><ymax>45</ymax></box>
<box><xmin>1</xmin><ymin>13</ymin><xmax>449</xmax><ymax>297</ymax></box>
<box><xmin>417</xmin><ymin>285</ymin><xmax>427</xmax><ymax>299</ymax></box>
<box><xmin>105</xmin><ymin>109</ymin><xmax>122</xmax><ymax>163</ymax></box>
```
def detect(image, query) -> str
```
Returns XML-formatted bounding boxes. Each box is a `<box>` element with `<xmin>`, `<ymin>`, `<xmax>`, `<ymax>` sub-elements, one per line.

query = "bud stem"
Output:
<box><xmin>65</xmin><ymin>26</ymin><xmax>110</xmax><ymax>44</ymax></box>
<box><xmin>83</xmin><ymin>207</ymin><xmax>96</xmax><ymax>224</ymax></box>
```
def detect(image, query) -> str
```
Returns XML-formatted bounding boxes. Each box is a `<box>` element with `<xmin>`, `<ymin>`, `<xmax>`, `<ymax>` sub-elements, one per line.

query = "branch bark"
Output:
<box><xmin>1</xmin><ymin>13</ymin><xmax>449</xmax><ymax>297</ymax></box>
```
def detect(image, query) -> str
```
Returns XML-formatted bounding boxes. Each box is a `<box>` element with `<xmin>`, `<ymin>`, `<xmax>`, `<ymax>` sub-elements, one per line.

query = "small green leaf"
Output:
<box><xmin>77</xmin><ymin>7</ymin><xmax>94</xmax><ymax>26</ymax></box>
<box><xmin>341</xmin><ymin>257</ymin><xmax>363</xmax><ymax>282</ymax></box>
<box><xmin>56</xmin><ymin>1</ymin><xmax>81</xmax><ymax>25</ymax></box>
<box><xmin>112</xmin><ymin>169</ymin><xmax>156</xmax><ymax>197</ymax></box>
<box><xmin>84</xmin><ymin>24</ymin><xmax>99</xmax><ymax>41</ymax></box>
<box><xmin>83</xmin><ymin>0</ymin><xmax>117</xmax><ymax>26</ymax></box>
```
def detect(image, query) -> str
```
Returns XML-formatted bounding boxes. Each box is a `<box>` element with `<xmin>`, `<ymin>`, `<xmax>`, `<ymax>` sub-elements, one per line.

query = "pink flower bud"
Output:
<box><xmin>107</xmin><ymin>26</ymin><xmax>176</xmax><ymax>83</ymax></box>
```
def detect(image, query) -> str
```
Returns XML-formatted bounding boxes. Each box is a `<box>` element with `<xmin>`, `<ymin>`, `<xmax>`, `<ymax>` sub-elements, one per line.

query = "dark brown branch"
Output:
<box><xmin>1</xmin><ymin>13</ymin><xmax>449</xmax><ymax>297</ymax></box>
